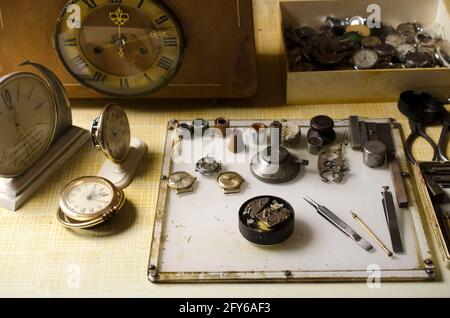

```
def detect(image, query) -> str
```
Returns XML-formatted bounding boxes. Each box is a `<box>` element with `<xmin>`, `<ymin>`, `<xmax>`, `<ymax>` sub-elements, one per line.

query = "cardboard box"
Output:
<box><xmin>281</xmin><ymin>0</ymin><xmax>450</xmax><ymax>104</ymax></box>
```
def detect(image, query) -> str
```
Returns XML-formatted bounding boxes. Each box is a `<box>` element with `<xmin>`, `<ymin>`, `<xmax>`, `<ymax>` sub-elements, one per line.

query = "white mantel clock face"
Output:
<box><xmin>54</xmin><ymin>0</ymin><xmax>185</xmax><ymax>97</ymax></box>
<box><xmin>0</xmin><ymin>73</ymin><xmax>57</xmax><ymax>177</ymax></box>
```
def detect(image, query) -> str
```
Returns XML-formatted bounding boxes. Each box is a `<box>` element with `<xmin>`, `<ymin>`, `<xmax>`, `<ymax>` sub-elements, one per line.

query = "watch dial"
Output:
<box><xmin>100</xmin><ymin>104</ymin><xmax>131</xmax><ymax>162</ymax></box>
<box><xmin>0</xmin><ymin>73</ymin><xmax>56</xmax><ymax>177</ymax></box>
<box><xmin>66</xmin><ymin>181</ymin><xmax>113</xmax><ymax>215</ymax></box>
<box><xmin>169</xmin><ymin>172</ymin><xmax>194</xmax><ymax>190</ymax></box>
<box><xmin>55</xmin><ymin>0</ymin><xmax>184</xmax><ymax>96</ymax></box>
<box><xmin>353</xmin><ymin>49</ymin><xmax>378</xmax><ymax>69</ymax></box>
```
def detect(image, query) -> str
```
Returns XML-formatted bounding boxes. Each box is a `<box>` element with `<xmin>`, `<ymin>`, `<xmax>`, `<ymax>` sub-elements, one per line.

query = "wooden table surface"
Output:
<box><xmin>1</xmin><ymin>0</ymin><xmax>449</xmax><ymax>297</ymax></box>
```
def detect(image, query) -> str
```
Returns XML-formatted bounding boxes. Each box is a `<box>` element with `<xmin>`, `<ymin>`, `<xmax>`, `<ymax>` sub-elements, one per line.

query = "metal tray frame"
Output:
<box><xmin>148</xmin><ymin>118</ymin><xmax>434</xmax><ymax>283</ymax></box>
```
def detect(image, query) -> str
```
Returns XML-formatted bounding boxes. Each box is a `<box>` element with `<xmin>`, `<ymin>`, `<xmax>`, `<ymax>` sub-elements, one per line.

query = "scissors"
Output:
<box><xmin>398</xmin><ymin>91</ymin><xmax>449</xmax><ymax>164</ymax></box>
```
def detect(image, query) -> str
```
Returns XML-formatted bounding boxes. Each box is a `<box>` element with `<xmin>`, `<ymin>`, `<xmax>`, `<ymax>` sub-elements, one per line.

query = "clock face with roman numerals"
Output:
<box><xmin>54</xmin><ymin>0</ymin><xmax>184</xmax><ymax>97</ymax></box>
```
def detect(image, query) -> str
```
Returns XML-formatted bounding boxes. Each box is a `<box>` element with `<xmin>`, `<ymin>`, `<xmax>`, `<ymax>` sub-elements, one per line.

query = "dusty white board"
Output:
<box><xmin>149</xmin><ymin>119</ymin><xmax>434</xmax><ymax>283</ymax></box>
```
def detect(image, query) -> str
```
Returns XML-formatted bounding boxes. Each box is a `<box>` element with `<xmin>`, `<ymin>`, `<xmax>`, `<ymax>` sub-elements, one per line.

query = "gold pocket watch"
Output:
<box><xmin>0</xmin><ymin>62</ymin><xmax>72</xmax><ymax>177</ymax></box>
<box><xmin>57</xmin><ymin>176</ymin><xmax>125</xmax><ymax>229</ymax></box>
<box><xmin>91</xmin><ymin>104</ymin><xmax>131</xmax><ymax>164</ymax></box>
<box><xmin>54</xmin><ymin>0</ymin><xmax>185</xmax><ymax>97</ymax></box>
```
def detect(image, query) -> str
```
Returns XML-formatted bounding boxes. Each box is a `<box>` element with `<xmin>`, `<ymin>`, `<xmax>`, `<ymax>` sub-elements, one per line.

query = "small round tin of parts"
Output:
<box><xmin>168</xmin><ymin>171</ymin><xmax>196</xmax><ymax>195</ymax></box>
<box><xmin>363</xmin><ymin>140</ymin><xmax>387</xmax><ymax>168</ymax></box>
<box><xmin>217</xmin><ymin>172</ymin><xmax>244</xmax><ymax>194</ymax></box>
<box><xmin>192</xmin><ymin>118</ymin><xmax>209</xmax><ymax>136</ymax></box>
<box><xmin>196</xmin><ymin>157</ymin><xmax>222</xmax><ymax>176</ymax></box>
<box><xmin>307</xmin><ymin>136</ymin><xmax>324</xmax><ymax>155</ymax></box>
<box><xmin>250</xmin><ymin>123</ymin><xmax>268</xmax><ymax>145</ymax></box>
<box><xmin>214</xmin><ymin>117</ymin><xmax>230</xmax><ymax>137</ymax></box>
<box><xmin>239</xmin><ymin>196</ymin><xmax>295</xmax><ymax>245</ymax></box>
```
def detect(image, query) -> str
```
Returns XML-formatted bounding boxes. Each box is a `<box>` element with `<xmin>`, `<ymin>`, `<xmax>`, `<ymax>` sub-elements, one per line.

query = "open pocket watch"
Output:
<box><xmin>91</xmin><ymin>103</ymin><xmax>131</xmax><ymax>164</ymax></box>
<box><xmin>57</xmin><ymin>176</ymin><xmax>125</xmax><ymax>229</ymax></box>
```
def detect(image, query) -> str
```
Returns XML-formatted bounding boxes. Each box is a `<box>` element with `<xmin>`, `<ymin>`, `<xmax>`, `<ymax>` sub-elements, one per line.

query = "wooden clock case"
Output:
<box><xmin>0</xmin><ymin>0</ymin><xmax>257</xmax><ymax>99</ymax></box>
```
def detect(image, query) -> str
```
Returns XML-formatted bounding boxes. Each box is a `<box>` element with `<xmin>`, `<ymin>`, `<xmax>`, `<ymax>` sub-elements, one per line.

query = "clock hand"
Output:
<box><xmin>102</xmin><ymin>30</ymin><xmax>167</xmax><ymax>50</ymax></box>
<box><xmin>109</xmin><ymin>7</ymin><xmax>130</xmax><ymax>58</ymax></box>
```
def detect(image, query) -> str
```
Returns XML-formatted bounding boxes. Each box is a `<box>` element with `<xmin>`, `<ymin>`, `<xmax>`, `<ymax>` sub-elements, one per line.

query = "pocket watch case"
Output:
<box><xmin>0</xmin><ymin>0</ymin><xmax>257</xmax><ymax>99</ymax></box>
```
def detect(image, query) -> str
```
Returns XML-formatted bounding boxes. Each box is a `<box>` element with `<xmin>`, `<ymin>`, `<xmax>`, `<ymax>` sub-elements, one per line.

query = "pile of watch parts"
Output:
<box><xmin>285</xmin><ymin>16</ymin><xmax>450</xmax><ymax>71</ymax></box>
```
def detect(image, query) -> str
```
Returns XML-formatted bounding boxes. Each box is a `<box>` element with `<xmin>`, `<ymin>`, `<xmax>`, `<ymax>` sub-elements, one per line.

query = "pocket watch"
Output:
<box><xmin>54</xmin><ymin>0</ymin><xmax>184</xmax><ymax>97</ymax></box>
<box><xmin>0</xmin><ymin>64</ymin><xmax>72</xmax><ymax>177</ymax></box>
<box><xmin>217</xmin><ymin>172</ymin><xmax>244</xmax><ymax>194</ymax></box>
<box><xmin>385</xmin><ymin>33</ymin><xmax>406</xmax><ymax>48</ymax></box>
<box><xmin>353</xmin><ymin>48</ymin><xmax>379</xmax><ymax>70</ymax></box>
<box><xmin>57</xmin><ymin>176</ymin><xmax>125</xmax><ymax>229</ymax></box>
<box><xmin>395</xmin><ymin>43</ymin><xmax>416</xmax><ymax>62</ymax></box>
<box><xmin>91</xmin><ymin>104</ymin><xmax>131</xmax><ymax>164</ymax></box>
<box><xmin>405</xmin><ymin>52</ymin><xmax>430</xmax><ymax>68</ymax></box>
<box><xmin>167</xmin><ymin>171</ymin><xmax>196</xmax><ymax>194</ymax></box>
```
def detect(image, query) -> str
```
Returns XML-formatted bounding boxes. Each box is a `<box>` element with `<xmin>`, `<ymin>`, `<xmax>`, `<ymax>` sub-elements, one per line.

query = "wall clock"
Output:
<box><xmin>0</xmin><ymin>0</ymin><xmax>257</xmax><ymax>99</ymax></box>
<box><xmin>54</xmin><ymin>0</ymin><xmax>185</xmax><ymax>97</ymax></box>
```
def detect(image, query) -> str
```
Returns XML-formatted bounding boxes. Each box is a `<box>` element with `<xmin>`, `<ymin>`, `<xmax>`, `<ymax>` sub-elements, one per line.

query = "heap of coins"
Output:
<box><xmin>285</xmin><ymin>16</ymin><xmax>450</xmax><ymax>71</ymax></box>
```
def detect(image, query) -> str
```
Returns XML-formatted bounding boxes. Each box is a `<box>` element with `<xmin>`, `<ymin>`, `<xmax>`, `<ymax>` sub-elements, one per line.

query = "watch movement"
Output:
<box><xmin>54</xmin><ymin>0</ymin><xmax>185</xmax><ymax>97</ymax></box>
<box><xmin>91</xmin><ymin>103</ymin><xmax>131</xmax><ymax>163</ymax></box>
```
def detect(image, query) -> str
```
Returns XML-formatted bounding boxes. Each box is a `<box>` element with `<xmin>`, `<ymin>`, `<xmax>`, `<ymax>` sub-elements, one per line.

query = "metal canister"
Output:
<box><xmin>307</xmin><ymin>136</ymin><xmax>323</xmax><ymax>155</ymax></box>
<box><xmin>363</xmin><ymin>140</ymin><xmax>387</xmax><ymax>168</ymax></box>
<box><xmin>250</xmin><ymin>123</ymin><xmax>268</xmax><ymax>145</ymax></box>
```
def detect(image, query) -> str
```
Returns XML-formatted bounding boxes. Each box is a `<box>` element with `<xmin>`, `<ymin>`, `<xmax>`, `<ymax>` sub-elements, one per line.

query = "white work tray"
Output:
<box><xmin>148</xmin><ymin>119</ymin><xmax>434</xmax><ymax>283</ymax></box>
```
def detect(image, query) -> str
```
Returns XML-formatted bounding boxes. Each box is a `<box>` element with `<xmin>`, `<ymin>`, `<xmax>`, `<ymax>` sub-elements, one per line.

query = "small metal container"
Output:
<box><xmin>307</xmin><ymin>136</ymin><xmax>323</xmax><ymax>155</ymax></box>
<box><xmin>363</xmin><ymin>140</ymin><xmax>387</xmax><ymax>168</ymax></box>
<box><xmin>214</xmin><ymin>117</ymin><xmax>230</xmax><ymax>137</ymax></box>
<box><xmin>250</xmin><ymin>123</ymin><xmax>268</xmax><ymax>145</ymax></box>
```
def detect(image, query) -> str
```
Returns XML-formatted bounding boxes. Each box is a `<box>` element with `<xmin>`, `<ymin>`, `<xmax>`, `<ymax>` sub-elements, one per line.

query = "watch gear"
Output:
<box><xmin>195</xmin><ymin>157</ymin><xmax>222</xmax><ymax>176</ymax></box>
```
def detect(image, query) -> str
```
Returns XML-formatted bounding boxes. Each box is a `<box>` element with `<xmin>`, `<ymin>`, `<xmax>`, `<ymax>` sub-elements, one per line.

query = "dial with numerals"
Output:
<box><xmin>91</xmin><ymin>103</ymin><xmax>131</xmax><ymax>163</ymax></box>
<box><xmin>66</xmin><ymin>181</ymin><xmax>113</xmax><ymax>216</ymax></box>
<box><xmin>58</xmin><ymin>176</ymin><xmax>125</xmax><ymax>226</ymax></box>
<box><xmin>54</xmin><ymin>0</ymin><xmax>184</xmax><ymax>97</ymax></box>
<box><xmin>0</xmin><ymin>73</ymin><xmax>57</xmax><ymax>177</ymax></box>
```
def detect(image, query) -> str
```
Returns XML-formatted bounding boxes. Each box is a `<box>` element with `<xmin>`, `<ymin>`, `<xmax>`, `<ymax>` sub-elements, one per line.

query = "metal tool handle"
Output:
<box><xmin>388</xmin><ymin>159</ymin><xmax>409</xmax><ymax>208</ymax></box>
<box><xmin>316</xmin><ymin>205</ymin><xmax>358</xmax><ymax>239</ymax></box>
<box><xmin>438</xmin><ymin>123</ymin><xmax>450</xmax><ymax>162</ymax></box>
<box><xmin>405</xmin><ymin>120</ymin><xmax>438</xmax><ymax>164</ymax></box>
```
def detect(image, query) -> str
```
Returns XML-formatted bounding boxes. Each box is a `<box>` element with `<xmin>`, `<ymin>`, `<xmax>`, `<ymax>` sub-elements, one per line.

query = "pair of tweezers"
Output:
<box><xmin>304</xmin><ymin>197</ymin><xmax>373</xmax><ymax>251</ymax></box>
